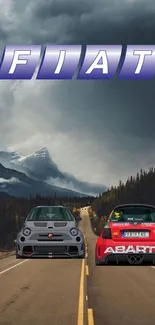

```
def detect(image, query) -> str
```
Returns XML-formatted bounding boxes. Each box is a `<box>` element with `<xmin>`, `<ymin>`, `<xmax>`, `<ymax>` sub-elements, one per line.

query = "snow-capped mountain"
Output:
<box><xmin>0</xmin><ymin>147</ymin><xmax>107</xmax><ymax>196</ymax></box>
<box><xmin>0</xmin><ymin>163</ymin><xmax>87</xmax><ymax>198</ymax></box>
<box><xmin>0</xmin><ymin>147</ymin><xmax>63</xmax><ymax>180</ymax></box>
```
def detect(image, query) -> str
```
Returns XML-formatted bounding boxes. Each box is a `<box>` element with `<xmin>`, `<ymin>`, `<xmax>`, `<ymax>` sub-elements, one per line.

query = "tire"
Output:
<box><xmin>95</xmin><ymin>255</ymin><xmax>101</xmax><ymax>265</ymax></box>
<box><xmin>95</xmin><ymin>255</ymin><xmax>106</xmax><ymax>266</ymax></box>
<box><xmin>79</xmin><ymin>244</ymin><xmax>85</xmax><ymax>259</ymax></box>
<box><xmin>16</xmin><ymin>253</ymin><xmax>22</xmax><ymax>259</ymax></box>
<box><xmin>16</xmin><ymin>249</ymin><xmax>23</xmax><ymax>259</ymax></box>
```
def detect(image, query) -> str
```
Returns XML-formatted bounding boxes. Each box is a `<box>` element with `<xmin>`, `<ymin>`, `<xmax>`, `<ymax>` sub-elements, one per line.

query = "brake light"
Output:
<box><xmin>102</xmin><ymin>228</ymin><xmax>112</xmax><ymax>239</ymax></box>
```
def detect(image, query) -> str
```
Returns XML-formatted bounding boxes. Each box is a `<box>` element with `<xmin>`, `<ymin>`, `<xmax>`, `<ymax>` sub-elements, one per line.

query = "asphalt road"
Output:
<box><xmin>1</xmin><ymin>214</ymin><xmax>155</xmax><ymax>325</ymax></box>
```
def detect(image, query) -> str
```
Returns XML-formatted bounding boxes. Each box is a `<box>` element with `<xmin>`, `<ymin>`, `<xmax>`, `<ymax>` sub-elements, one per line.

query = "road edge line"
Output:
<box><xmin>0</xmin><ymin>259</ymin><xmax>29</xmax><ymax>276</ymax></box>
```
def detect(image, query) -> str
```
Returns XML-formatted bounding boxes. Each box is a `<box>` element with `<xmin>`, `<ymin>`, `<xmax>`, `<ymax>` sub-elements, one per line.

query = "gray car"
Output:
<box><xmin>16</xmin><ymin>206</ymin><xmax>85</xmax><ymax>258</ymax></box>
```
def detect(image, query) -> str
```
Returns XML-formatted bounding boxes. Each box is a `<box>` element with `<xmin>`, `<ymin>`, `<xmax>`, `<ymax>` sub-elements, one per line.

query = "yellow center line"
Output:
<box><xmin>77</xmin><ymin>259</ymin><xmax>85</xmax><ymax>325</ymax></box>
<box><xmin>88</xmin><ymin>309</ymin><xmax>95</xmax><ymax>325</ymax></box>
<box><xmin>86</xmin><ymin>265</ymin><xmax>89</xmax><ymax>275</ymax></box>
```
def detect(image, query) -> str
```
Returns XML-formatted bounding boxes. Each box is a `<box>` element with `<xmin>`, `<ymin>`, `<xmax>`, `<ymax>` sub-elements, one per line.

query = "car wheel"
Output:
<box><xmin>16</xmin><ymin>253</ymin><xmax>22</xmax><ymax>259</ymax></box>
<box><xmin>79</xmin><ymin>244</ymin><xmax>85</xmax><ymax>259</ymax></box>
<box><xmin>95</xmin><ymin>255</ymin><xmax>106</xmax><ymax>266</ymax></box>
<box><xmin>95</xmin><ymin>255</ymin><xmax>101</xmax><ymax>265</ymax></box>
<box><xmin>16</xmin><ymin>249</ymin><xmax>23</xmax><ymax>259</ymax></box>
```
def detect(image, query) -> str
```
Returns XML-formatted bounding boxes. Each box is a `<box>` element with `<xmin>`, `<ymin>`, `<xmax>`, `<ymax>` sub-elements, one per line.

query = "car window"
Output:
<box><xmin>110</xmin><ymin>206</ymin><xmax>155</xmax><ymax>222</ymax></box>
<box><xmin>27</xmin><ymin>207</ymin><xmax>75</xmax><ymax>221</ymax></box>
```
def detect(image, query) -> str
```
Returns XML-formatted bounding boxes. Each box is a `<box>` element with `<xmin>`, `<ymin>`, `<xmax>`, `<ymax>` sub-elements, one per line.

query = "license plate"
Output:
<box><xmin>122</xmin><ymin>231</ymin><xmax>149</xmax><ymax>238</ymax></box>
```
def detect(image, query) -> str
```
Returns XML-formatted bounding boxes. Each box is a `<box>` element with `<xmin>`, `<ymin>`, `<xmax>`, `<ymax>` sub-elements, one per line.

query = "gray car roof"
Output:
<box><xmin>35</xmin><ymin>206</ymin><xmax>67</xmax><ymax>208</ymax></box>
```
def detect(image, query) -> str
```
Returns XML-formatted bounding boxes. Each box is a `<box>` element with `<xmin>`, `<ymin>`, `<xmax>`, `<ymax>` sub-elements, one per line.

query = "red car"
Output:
<box><xmin>95</xmin><ymin>204</ymin><xmax>155</xmax><ymax>265</ymax></box>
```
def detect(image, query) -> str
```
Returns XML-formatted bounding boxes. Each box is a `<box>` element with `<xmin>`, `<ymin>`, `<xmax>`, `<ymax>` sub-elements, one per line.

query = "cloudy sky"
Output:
<box><xmin>0</xmin><ymin>0</ymin><xmax>155</xmax><ymax>187</ymax></box>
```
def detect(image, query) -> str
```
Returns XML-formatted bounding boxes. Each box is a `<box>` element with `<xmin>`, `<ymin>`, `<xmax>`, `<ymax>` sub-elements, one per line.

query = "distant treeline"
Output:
<box><xmin>92</xmin><ymin>167</ymin><xmax>155</xmax><ymax>218</ymax></box>
<box><xmin>0</xmin><ymin>194</ymin><xmax>93</xmax><ymax>249</ymax></box>
<box><xmin>2</xmin><ymin>166</ymin><xmax>155</xmax><ymax>248</ymax></box>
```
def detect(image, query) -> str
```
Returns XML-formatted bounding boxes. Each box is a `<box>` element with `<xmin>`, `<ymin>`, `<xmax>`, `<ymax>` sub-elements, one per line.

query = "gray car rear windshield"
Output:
<box><xmin>27</xmin><ymin>207</ymin><xmax>75</xmax><ymax>221</ymax></box>
<box><xmin>110</xmin><ymin>206</ymin><xmax>155</xmax><ymax>222</ymax></box>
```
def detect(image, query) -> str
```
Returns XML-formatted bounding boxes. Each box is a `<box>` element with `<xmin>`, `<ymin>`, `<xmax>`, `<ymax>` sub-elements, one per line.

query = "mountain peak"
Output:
<box><xmin>0</xmin><ymin>147</ymin><xmax>107</xmax><ymax>196</ymax></box>
<box><xmin>36</xmin><ymin>146</ymin><xmax>48</xmax><ymax>152</ymax></box>
<box><xmin>34</xmin><ymin>146</ymin><xmax>50</xmax><ymax>157</ymax></box>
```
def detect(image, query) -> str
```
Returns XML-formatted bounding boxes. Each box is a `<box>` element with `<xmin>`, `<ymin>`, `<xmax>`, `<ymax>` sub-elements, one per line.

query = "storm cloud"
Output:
<box><xmin>0</xmin><ymin>0</ymin><xmax>155</xmax><ymax>186</ymax></box>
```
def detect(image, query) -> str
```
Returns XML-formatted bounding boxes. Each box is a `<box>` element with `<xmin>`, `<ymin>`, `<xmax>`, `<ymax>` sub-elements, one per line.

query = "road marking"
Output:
<box><xmin>0</xmin><ymin>259</ymin><xmax>29</xmax><ymax>276</ymax></box>
<box><xmin>77</xmin><ymin>259</ymin><xmax>85</xmax><ymax>325</ymax></box>
<box><xmin>86</xmin><ymin>252</ymin><xmax>88</xmax><ymax>258</ymax></box>
<box><xmin>86</xmin><ymin>265</ymin><xmax>89</xmax><ymax>275</ymax></box>
<box><xmin>86</xmin><ymin>295</ymin><xmax>88</xmax><ymax>301</ymax></box>
<box><xmin>88</xmin><ymin>309</ymin><xmax>94</xmax><ymax>325</ymax></box>
<box><xmin>151</xmin><ymin>266</ymin><xmax>155</xmax><ymax>269</ymax></box>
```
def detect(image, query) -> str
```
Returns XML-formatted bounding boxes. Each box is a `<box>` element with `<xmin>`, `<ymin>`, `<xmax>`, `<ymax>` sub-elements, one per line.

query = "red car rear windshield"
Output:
<box><xmin>110</xmin><ymin>206</ymin><xmax>155</xmax><ymax>223</ymax></box>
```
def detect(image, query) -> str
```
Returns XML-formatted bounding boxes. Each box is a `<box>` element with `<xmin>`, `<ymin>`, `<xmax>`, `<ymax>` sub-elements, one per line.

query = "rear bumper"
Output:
<box><xmin>96</xmin><ymin>240</ymin><xmax>155</xmax><ymax>264</ymax></box>
<box><xmin>98</xmin><ymin>253</ymin><xmax>155</xmax><ymax>264</ymax></box>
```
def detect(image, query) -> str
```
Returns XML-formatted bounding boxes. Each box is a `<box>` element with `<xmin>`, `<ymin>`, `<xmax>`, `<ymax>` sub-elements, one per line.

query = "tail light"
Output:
<box><xmin>102</xmin><ymin>228</ymin><xmax>112</xmax><ymax>239</ymax></box>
